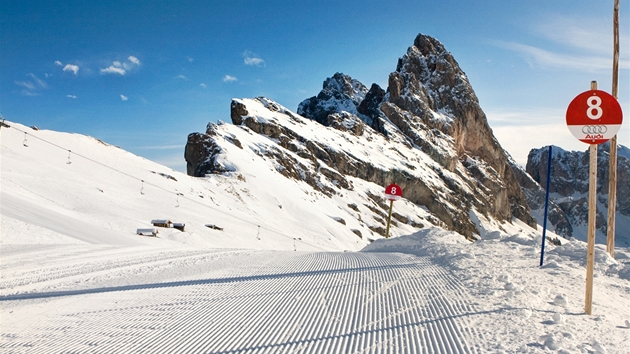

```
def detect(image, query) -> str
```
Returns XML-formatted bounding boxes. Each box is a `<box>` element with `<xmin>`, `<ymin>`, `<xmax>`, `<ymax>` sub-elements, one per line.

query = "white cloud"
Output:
<box><xmin>63</xmin><ymin>64</ymin><xmax>79</xmax><ymax>75</ymax></box>
<box><xmin>15</xmin><ymin>73</ymin><xmax>47</xmax><ymax>96</ymax></box>
<box><xmin>494</xmin><ymin>123</ymin><xmax>592</xmax><ymax>166</ymax></box>
<box><xmin>100</xmin><ymin>56</ymin><xmax>141</xmax><ymax>75</ymax></box>
<box><xmin>54</xmin><ymin>61</ymin><xmax>63</xmax><ymax>66</ymax></box>
<box><xmin>15</xmin><ymin>81</ymin><xmax>36</xmax><ymax>90</ymax></box>
<box><xmin>138</xmin><ymin>144</ymin><xmax>182</xmax><ymax>150</ymax></box>
<box><xmin>120</xmin><ymin>94</ymin><xmax>128</xmax><ymax>101</ymax></box>
<box><xmin>243</xmin><ymin>51</ymin><xmax>265</xmax><ymax>67</ymax></box>
<box><xmin>497</xmin><ymin>41</ymin><xmax>625</xmax><ymax>72</ymax></box>
<box><xmin>27</xmin><ymin>73</ymin><xmax>47</xmax><ymax>88</ymax></box>
<box><xmin>199</xmin><ymin>83</ymin><xmax>207</xmax><ymax>88</ymax></box>
<box><xmin>533</xmin><ymin>15</ymin><xmax>615</xmax><ymax>54</ymax></box>
<box><xmin>188</xmin><ymin>57</ymin><xmax>194</xmax><ymax>63</ymax></box>
<box><xmin>101</xmin><ymin>66</ymin><xmax>126</xmax><ymax>75</ymax></box>
<box><xmin>175</xmin><ymin>75</ymin><xmax>188</xmax><ymax>80</ymax></box>
<box><xmin>223</xmin><ymin>75</ymin><xmax>238</xmax><ymax>83</ymax></box>
<box><xmin>496</xmin><ymin>14</ymin><xmax>630</xmax><ymax>73</ymax></box>
<box><xmin>67</xmin><ymin>94</ymin><xmax>78</xmax><ymax>99</ymax></box>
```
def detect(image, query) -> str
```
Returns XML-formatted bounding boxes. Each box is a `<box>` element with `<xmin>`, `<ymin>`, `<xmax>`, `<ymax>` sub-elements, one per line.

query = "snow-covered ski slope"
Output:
<box><xmin>1</xmin><ymin>247</ymin><xmax>482</xmax><ymax>353</ymax></box>
<box><xmin>2</xmin><ymin>121</ymin><xmax>630</xmax><ymax>352</ymax></box>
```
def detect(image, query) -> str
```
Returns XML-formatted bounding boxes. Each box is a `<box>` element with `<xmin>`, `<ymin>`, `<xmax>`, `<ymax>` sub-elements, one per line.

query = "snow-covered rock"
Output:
<box><xmin>186</xmin><ymin>33</ymin><xmax>536</xmax><ymax>240</ymax></box>
<box><xmin>521</xmin><ymin>143</ymin><xmax>630</xmax><ymax>246</ymax></box>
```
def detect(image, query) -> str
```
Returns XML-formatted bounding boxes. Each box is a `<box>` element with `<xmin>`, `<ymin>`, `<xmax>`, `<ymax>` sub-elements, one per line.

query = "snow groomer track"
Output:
<box><xmin>1</xmin><ymin>248</ymin><xmax>482</xmax><ymax>353</ymax></box>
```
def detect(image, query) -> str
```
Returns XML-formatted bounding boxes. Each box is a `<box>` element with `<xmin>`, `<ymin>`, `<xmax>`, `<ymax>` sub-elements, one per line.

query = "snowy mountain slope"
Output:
<box><xmin>2</xmin><ymin>247</ymin><xmax>485</xmax><ymax>353</ymax></box>
<box><xmin>1</xmin><ymin>120</ymin><xmax>432</xmax><ymax>250</ymax></box>
<box><xmin>2</xmin><ymin>120</ymin><xmax>630</xmax><ymax>352</ymax></box>
<box><xmin>187</xmin><ymin>34</ymin><xmax>537</xmax><ymax>241</ymax></box>
<box><xmin>1</xmin><ymin>123</ymin><xmax>376</xmax><ymax>250</ymax></box>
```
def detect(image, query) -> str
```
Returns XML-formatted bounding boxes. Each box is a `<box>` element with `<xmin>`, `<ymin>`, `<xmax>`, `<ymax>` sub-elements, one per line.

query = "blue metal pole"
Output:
<box><xmin>540</xmin><ymin>145</ymin><xmax>553</xmax><ymax>267</ymax></box>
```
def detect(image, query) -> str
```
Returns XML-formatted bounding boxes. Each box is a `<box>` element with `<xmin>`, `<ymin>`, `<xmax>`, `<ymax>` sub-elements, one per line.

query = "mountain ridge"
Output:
<box><xmin>520</xmin><ymin>143</ymin><xmax>630</xmax><ymax>246</ymax></box>
<box><xmin>186</xmin><ymin>33</ymin><xmax>537</xmax><ymax>239</ymax></box>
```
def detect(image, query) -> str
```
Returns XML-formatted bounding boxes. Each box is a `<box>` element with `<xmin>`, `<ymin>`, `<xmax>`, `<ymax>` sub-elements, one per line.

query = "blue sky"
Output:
<box><xmin>2</xmin><ymin>0</ymin><xmax>628</xmax><ymax>171</ymax></box>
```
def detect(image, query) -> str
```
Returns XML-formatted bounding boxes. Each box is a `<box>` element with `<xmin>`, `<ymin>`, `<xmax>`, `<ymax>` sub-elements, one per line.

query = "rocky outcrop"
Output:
<box><xmin>521</xmin><ymin>143</ymin><xmax>630</xmax><ymax>242</ymax></box>
<box><xmin>298</xmin><ymin>73</ymin><xmax>389</xmax><ymax>136</ymax></box>
<box><xmin>509</xmin><ymin>154</ymin><xmax>573</xmax><ymax>236</ymax></box>
<box><xmin>297</xmin><ymin>73</ymin><xmax>368</xmax><ymax>126</ymax></box>
<box><xmin>381</xmin><ymin>34</ymin><xmax>533</xmax><ymax>226</ymax></box>
<box><xmin>185</xmin><ymin>33</ymin><xmax>538</xmax><ymax>240</ymax></box>
<box><xmin>297</xmin><ymin>34</ymin><xmax>535</xmax><ymax>230</ymax></box>
<box><xmin>185</xmin><ymin>124</ymin><xmax>225</xmax><ymax>177</ymax></box>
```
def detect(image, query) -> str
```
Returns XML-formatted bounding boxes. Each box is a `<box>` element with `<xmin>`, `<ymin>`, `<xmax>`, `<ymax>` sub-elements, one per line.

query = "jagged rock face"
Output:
<box><xmin>298</xmin><ymin>73</ymin><xmax>388</xmax><ymax>135</ymax></box>
<box><xmin>381</xmin><ymin>34</ymin><xmax>531</xmax><ymax>226</ymax></box>
<box><xmin>185</xmin><ymin>33</ymin><xmax>537</xmax><ymax>239</ymax></box>
<box><xmin>509</xmin><ymin>155</ymin><xmax>573</xmax><ymax>236</ymax></box>
<box><xmin>523</xmin><ymin>144</ymin><xmax>630</xmax><ymax>242</ymax></box>
<box><xmin>357</xmin><ymin>84</ymin><xmax>386</xmax><ymax>133</ymax></box>
<box><xmin>296</xmin><ymin>34</ymin><xmax>535</xmax><ymax>230</ymax></box>
<box><xmin>297</xmin><ymin>73</ymin><xmax>368</xmax><ymax>126</ymax></box>
<box><xmin>185</xmin><ymin>122</ymin><xmax>244</xmax><ymax>177</ymax></box>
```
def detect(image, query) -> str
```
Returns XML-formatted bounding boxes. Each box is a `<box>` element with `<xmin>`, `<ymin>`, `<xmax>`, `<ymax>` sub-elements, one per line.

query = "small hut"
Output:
<box><xmin>151</xmin><ymin>219</ymin><xmax>172</xmax><ymax>228</ymax></box>
<box><xmin>137</xmin><ymin>228</ymin><xmax>158</xmax><ymax>237</ymax></box>
<box><xmin>173</xmin><ymin>222</ymin><xmax>185</xmax><ymax>232</ymax></box>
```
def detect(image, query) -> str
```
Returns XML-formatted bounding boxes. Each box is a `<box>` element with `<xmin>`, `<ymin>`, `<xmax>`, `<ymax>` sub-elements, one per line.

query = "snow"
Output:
<box><xmin>2</xmin><ymin>121</ymin><xmax>629</xmax><ymax>353</ymax></box>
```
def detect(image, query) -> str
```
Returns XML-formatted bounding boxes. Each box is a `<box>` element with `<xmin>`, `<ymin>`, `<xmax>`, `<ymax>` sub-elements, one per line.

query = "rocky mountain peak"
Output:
<box><xmin>185</xmin><ymin>33</ymin><xmax>537</xmax><ymax>240</ymax></box>
<box><xmin>323</xmin><ymin>72</ymin><xmax>368</xmax><ymax>101</ymax></box>
<box><xmin>386</xmin><ymin>34</ymin><xmax>484</xmax><ymax>156</ymax></box>
<box><xmin>381</xmin><ymin>34</ymin><xmax>533</xmax><ymax>225</ymax></box>
<box><xmin>412</xmin><ymin>34</ymin><xmax>447</xmax><ymax>56</ymax></box>
<box><xmin>297</xmin><ymin>72</ymin><xmax>371</xmax><ymax>127</ymax></box>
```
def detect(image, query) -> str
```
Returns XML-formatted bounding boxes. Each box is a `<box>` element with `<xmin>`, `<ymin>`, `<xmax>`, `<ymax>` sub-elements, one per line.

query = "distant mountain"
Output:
<box><xmin>186</xmin><ymin>33</ymin><xmax>537</xmax><ymax>240</ymax></box>
<box><xmin>517</xmin><ymin>143</ymin><xmax>630</xmax><ymax>247</ymax></box>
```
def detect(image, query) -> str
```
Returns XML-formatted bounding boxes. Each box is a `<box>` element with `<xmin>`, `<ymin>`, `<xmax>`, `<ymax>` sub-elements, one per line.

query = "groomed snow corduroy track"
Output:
<box><xmin>1</xmin><ymin>248</ymin><xmax>481</xmax><ymax>353</ymax></box>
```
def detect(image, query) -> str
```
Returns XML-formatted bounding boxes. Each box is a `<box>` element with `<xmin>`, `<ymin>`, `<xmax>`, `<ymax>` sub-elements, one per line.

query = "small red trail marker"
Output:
<box><xmin>566</xmin><ymin>89</ymin><xmax>623</xmax><ymax>145</ymax></box>
<box><xmin>385</xmin><ymin>183</ymin><xmax>402</xmax><ymax>201</ymax></box>
<box><xmin>384</xmin><ymin>184</ymin><xmax>403</xmax><ymax>238</ymax></box>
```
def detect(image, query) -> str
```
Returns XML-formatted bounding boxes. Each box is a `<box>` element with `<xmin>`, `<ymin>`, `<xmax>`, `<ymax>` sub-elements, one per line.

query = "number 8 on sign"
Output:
<box><xmin>566</xmin><ymin>89</ymin><xmax>623</xmax><ymax>145</ymax></box>
<box><xmin>587</xmin><ymin>96</ymin><xmax>603</xmax><ymax>120</ymax></box>
<box><xmin>385</xmin><ymin>183</ymin><xmax>402</xmax><ymax>201</ymax></box>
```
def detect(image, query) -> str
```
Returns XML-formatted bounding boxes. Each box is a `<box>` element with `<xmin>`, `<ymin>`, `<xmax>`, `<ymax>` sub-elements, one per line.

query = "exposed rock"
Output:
<box><xmin>185</xmin><ymin>33</ymin><xmax>537</xmax><ymax>239</ymax></box>
<box><xmin>381</xmin><ymin>34</ymin><xmax>533</xmax><ymax>227</ymax></box>
<box><xmin>521</xmin><ymin>143</ymin><xmax>630</xmax><ymax>243</ymax></box>
<box><xmin>509</xmin><ymin>154</ymin><xmax>573</xmax><ymax>237</ymax></box>
<box><xmin>297</xmin><ymin>73</ymin><xmax>368</xmax><ymax>126</ymax></box>
<box><xmin>185</xmin><ymin>131</ymin><xmax>222</xmax><ymax>177</ymax></box>
<box><xmin>357</xmin><ymin>83</ymin><xmax>387</xmax><ymax>134</ymax></box>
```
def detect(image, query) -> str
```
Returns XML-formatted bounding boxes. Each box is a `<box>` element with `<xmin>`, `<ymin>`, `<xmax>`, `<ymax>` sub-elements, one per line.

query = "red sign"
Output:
<box><xmin>566</xmin><ymin>90</ymin><xmax>623</xmax><ymax>144</ymax></box>
<box><xmin>385</xmin><ymin>183</ymin><xmax>402</xmax><ymax>201</ymax></box>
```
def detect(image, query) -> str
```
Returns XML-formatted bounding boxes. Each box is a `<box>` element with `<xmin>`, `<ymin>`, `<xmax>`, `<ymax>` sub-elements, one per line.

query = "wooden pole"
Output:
<box><xmin>585</xmin><ymin>80</ymin><xmax>598</xmax><ymax>315</ymax></box>
<box><xmin>612</xmin><ymin>0</ymin><xmax>620</xmax><ymax>97</ymax></box>
<box><xmin>385</xmin><ymin>200</ymin><xmax>394</xmax><ymax>238</ymax></box>
<box><xmin>607</xmin><ymin>0</ymin><xmax>620</xmax><ymax>257</ymax></box>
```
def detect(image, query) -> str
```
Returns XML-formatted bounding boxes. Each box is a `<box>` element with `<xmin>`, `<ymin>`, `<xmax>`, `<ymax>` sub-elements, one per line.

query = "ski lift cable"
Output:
<box><xmin>4</xmin><ymin>124</ymin><xmax>317</xmax><ymax>243</ymax></box>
